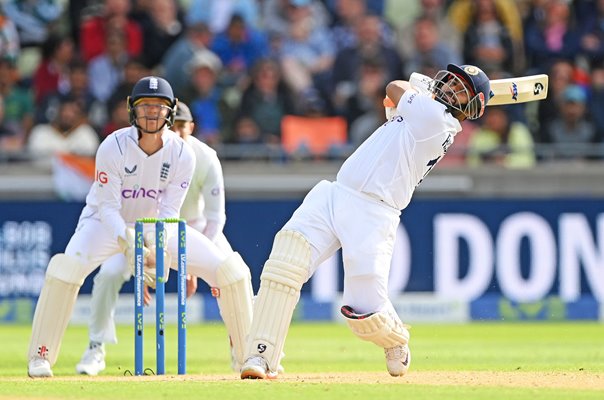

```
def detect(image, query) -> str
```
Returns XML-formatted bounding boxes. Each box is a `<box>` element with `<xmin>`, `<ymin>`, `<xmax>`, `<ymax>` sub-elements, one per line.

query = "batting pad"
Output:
<box><xmin>246</xmin><ymin>230</ymin><xmax>310</xmax><ymax>372</ymax></box>
<box><xmin>214</xmin><ymin>252</ymin><xmax>254</xmax><ymax>368</ymax></box>
<box><xmin>341</xmin><ymin>305</ymin><xmax>410</xmax><ymax>349</ymax></box>
<box><xmin>28</xmin><ymin>254</ymin><xmax>87</xmax><ymax>365</ymax></box>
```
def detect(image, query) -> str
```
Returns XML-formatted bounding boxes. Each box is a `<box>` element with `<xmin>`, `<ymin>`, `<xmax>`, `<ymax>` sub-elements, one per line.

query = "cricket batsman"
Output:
<box><xmin>240</xmin><ymin>64</ymin><xmax>492</xmax><ymax>378</ymax></box>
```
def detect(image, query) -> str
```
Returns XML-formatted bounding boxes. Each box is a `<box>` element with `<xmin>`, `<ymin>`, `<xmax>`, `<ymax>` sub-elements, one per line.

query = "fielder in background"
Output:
<box><xmin>240</xmin><ymin>64</ymin><xmax>492</xmax><ymax>379</ymax></box>
<box><xmin>28</xmin><ymin>77</ymin><xmax>254</xmax><ymax>378</ymax></box>
<box><xmin>74</xmin><ymin>101</ymin><xmax>240</xmax><ymax>376</ymax></box>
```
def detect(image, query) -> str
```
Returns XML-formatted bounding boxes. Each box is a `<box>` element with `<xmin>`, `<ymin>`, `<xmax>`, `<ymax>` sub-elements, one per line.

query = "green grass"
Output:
<box><xmin>0</xmin><ymin>322</ymin><xmax>603</xmax><ymax>399</ymax></box>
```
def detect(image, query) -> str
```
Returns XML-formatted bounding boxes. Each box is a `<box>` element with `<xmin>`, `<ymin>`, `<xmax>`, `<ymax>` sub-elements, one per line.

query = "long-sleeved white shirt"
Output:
<box><xmin>78</xmin><ymin>126</ymin><xmax>195</xmax><ymax>241</ymax></box>
<box><xmin>337</xmin><ymin>89</ymin><xmax>462</xmax><ymax>210</ymax></box>
<box><xmin>179</xmin><ymin>135</ymin><xmax>226</xmax><ymax>235</ymax></box>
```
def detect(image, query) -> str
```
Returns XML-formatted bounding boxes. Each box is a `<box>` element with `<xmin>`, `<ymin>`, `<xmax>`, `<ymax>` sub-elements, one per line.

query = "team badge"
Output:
<box><xmin>160</xmin><ymin>162</ymin><xmax>170</xmax><ymax>180</ymax></box>
<box><xmin>464</xmin><ymin>66</ymin><xmax>480</xmax><ymax>75</ymax></box>
<box><xmin>149</xmin><ymin>77</ymin><xmax>158</xmax><ymax>90</ymax></box>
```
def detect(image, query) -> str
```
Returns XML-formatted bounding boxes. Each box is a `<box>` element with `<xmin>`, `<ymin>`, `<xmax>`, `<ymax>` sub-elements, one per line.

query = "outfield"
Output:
<box><xmin>0</xmin><ymin>322</ymin><xmax>602</xmax><ymax>399</ymax></box>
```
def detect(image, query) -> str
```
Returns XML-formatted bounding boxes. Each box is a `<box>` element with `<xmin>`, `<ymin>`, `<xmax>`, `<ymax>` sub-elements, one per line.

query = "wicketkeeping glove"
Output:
<box><xmin>118</xmin><ymin>227</ymin><xmax>156</xmax><ymax>288</ymax></box>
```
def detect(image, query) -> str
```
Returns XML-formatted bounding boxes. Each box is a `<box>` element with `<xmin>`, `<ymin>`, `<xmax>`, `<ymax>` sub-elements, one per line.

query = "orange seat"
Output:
<box><xmin>281</xmin><ymin>115</ymin><xmax>347</xmax><ymax>156</ymax></box>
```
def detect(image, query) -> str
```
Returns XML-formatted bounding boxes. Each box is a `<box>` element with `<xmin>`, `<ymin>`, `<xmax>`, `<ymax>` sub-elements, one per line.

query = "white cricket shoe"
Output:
<box><xmin>384</xmin><ymin>344</ymin><xmax>411</xmax><ymax>377</ymax></box>
<box><xmin>240</xmin><ymin>356</ymin><xmax>279</xmax><ymax>379</ymax></box>
<box><xmin>233</xmin><ymin>350</ymin><xmax>285</xmax><ymax>375</ymax></box>
<box><xmin>75</xmin><ymin>343</ymin><xmax>106</xmax><ymax>376</ymax></box>
<box><xmin>28</xmin><ymin>357</ymin><xmax>53</xmax><ymax>378</ymax></box>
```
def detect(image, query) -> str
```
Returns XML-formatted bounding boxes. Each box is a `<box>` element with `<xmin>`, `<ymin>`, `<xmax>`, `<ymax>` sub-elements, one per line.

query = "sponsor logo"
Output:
<box><xmin>180</xmin><ymin>181</ymin><xmax>189</xmax><ymax>189</ymax></box>
<box><xmin>442</xmin><ymin>134</ymin><xmax>452</xmax><ymax>153</ymax></box>
<box><xmin>160</xmin><ymin>163</ymin><xmax>170</xmax><ymax>180</ymax></box>
<box><xmin>257</xmin><ymin>344</ymin><xmax>267</xmax><ymax>353</ymax></box>
<box><xmin>509</xmin><ymin>83</ymin><xmax>518</xmax><ymax>101</ymax></box>
<box><xmin>402</xmin><ymin>352</ymin><xmax>409</xmax><ymax>366</ymax></box>
<box><xmin>125</xmin><ymin>165</ymin><xmax>137</xmax><ymax>174</ymax></box>
<box><xmin>211</xmin><ymin>187</ymin><xmax>220</xmax><ymax>196</ymax></box>
<box><xmin>122</xmin><ymin>187</ymin><xmax>163</xmax><ymax>199</ymax></box>
<box><xmin>37</xmin><ymin>345</ymin><xmax>49</xmax><ymax>358</ymax></box>
<box><xmin>407</xmin><ymin>93</ymin><xmax>417</xmax><ymax>104</ymax></box>
<box><xmin>96</xmin><ymin>171</ymin><xmax>108</xmax><ymax>184</ymax></box>
<box><xmin>534</xmin><ymin>82</ymin><xmax>544</xmax><ymax>95</ymax></box>
<box><xmin>210</xmin><ymin>287</ymin><xmax>221</xmax><ymax>298</ymax></box>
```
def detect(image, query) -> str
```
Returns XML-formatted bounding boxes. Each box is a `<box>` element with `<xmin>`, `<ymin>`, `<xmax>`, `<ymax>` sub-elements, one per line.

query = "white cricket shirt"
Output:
<box><xmin>179</xmin><ymin>135</ymin><xmax>226</xmax><ymax>229</ymax></box>
<box><xmin>79</xmin><ymin>126</ymin><xmax>195</xmax><ymax>240</ymax></box>
<box><xmin>337</xmin><ymin>89</ymin><xmax>462</xmax><ymax>210</ymax></box>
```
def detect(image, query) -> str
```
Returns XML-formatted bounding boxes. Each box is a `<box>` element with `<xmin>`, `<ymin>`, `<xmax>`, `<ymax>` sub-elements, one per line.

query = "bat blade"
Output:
<box><xmin>487</xmin><ymin>74</ymin><xmax>549</xmax><ymax>106</ymax></box>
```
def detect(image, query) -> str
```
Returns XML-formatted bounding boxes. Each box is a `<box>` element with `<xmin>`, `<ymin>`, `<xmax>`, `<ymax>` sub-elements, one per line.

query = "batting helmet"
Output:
<box><xmin>127</xmin><ymin>76</ymin><xmax>178</xmax><ymax>133</ymax></box>
<box><xmin>432</xmin><ymin>64</ymin><xmax>492</xmax><ymax>120</ymax></box>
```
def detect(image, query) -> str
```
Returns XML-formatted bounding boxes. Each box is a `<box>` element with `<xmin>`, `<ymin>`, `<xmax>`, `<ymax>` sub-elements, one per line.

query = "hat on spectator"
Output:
<box><xmin>174</xmin><ymin>102</ymin><xmax>194</xmax><ymax>122</ymax></box>
<box><xmin>186</xmin><ymin>49</ymin><xmax>222</xmax><ymax>74</ymax></box>
<box><xmin>563</xmin><ymin>85</ymin><xmax>586</xmax><ymax>103</ymax></box>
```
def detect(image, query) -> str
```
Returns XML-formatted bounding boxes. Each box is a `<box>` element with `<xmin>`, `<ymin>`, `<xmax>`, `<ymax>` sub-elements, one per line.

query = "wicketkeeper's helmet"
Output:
<box><xmin>127</xmin><ymin>76</ymin><xmax>178</xmax><ymax>133</ymax></box>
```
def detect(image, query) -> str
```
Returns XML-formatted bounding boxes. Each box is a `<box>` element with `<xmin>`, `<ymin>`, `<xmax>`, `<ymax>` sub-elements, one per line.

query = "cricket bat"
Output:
<box><xmin>486</xmin><ymin>74</ymin><xmax>548</xmax><ymax>106</ymax></box>
<box><xmin>402</xmin><ymin>72</ymin><xmax>549</xmax><ymax>106</ymax></box>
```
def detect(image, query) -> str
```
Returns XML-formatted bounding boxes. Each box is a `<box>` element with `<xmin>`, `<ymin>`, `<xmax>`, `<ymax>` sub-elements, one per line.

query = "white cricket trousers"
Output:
<box><xmin>283</xmin><ymin>180</ymin><xmax>401</xmax><ymax>314</ymax></box>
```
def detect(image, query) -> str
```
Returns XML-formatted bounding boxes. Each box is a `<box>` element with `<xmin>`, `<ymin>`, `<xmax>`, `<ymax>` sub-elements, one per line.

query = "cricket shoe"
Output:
<box><xmin>75</xmin><ymin>342</ymin><xmax>106</xmax><ymax>376</ymax></box>
<box><xmin>232</xmin><ymin>344</ymin><xmax>285</xmax><ymax>375</ymax></box>
<box><xmin>240</xmin><ymin>356</ymin><xmax>279</xmax><ymax>379</ymax></box>
<box><xmin>28</xmin><ymin>357</ymin><xmax>53</xmax><ymax>378</ymax></box>
<box><xmin>384</xmin><ymin>344</ymin><xmax>411</xmax><ymax>377</ymax></box>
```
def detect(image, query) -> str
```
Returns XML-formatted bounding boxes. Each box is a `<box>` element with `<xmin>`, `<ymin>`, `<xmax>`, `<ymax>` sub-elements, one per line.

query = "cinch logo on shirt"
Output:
<box><xmin>122</xmin><ymin>187</ymin><xmax>163</xmax><ymax>199</ymax></box>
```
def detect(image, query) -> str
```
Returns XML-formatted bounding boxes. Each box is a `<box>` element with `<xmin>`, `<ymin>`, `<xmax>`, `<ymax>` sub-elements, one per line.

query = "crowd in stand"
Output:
<box><xmin>1</xmin><ymin>0</ymin><xmax>604</xmax><ymax>166</ymax></box>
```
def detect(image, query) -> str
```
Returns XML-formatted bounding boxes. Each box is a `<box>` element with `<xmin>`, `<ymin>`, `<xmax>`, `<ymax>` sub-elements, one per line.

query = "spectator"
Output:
<box><xmin>461</xmin><ymin>0</ymin><xmax>517</xmax><ymax>76</ymax></box>
<box><xmin>101</xmin><ymin>96</ymin><xmax>129</xmax><ymax>139</ymax></box>
<box><xmin>589</xmin><ymin>60</ymin><xmax>604</xmax><ymax>141</ymax></box>
<box><xmin>333</xmin><ymin>13</ymin><xmax>403</xmax><ymax>101</ymax></box>
<box><xmin>0</xmin><ymin>93</ymin><xmax>25</xmax><ymax>156</ymax></box>
<box><xmin>403</xmin><ymin>15</ymin><xmax>461</xmax><ymax>78</ymax></box>
<box><xmin>0</xmin><ymin>58</ymin><xmax>34</xmax><ymax>150</ymax></box>
<box><xmin>79</xmin><ymin>0</ymin><xmax>143</xmax><ymax>62</ymax></box>
<box><xmin>234</xmin><ymin>58</ymin><xmax>296</xmax><ymax>144</ymax></box>
<box><xmin>210</xmin><ymin>13</ymin><xmax>269</xmax><ymax>87</ymax></box>
<box><xmin>278</xmin><ymin>6</ymin><xmax>335</xmax><ymax>112</ymax></box>
<box><xmin>36</xmin><ymin>60</ymin><xmax>99</xmax><ymax>129</ymax></box>
<box><xmin>87</xmin><ymin>29</ymin><xmax>129</xmax><ymax>103</ymax></box>
<box><xmin>161</xmin><ymin>22</ymin><xmax>213</xmax><ymax>96</ymax></box>
<box><xmin>0</xmin><ymin>11</ymin><xmax>20</xmax><ymax>63</ymax></box>
<box><xmin>578</xmin><ymin>0</ymin><xmax>604</xmax><ymax>66</ymax></box>
<box><xmin>545</xmin><ymin>84</ymin><xmax>598</xmax><ymax>160</ymax></box>
<box><xmin>466</xmin><ymin>106</ymin><xmax>536</xmax><ymax>168</ymax></box>
<box><xmin>348</xmin><ymin>89</ymin><xmax>386</xmax><ymax>148</ymax></box>
<box><xmin>2</xmin><ymin>0</ymin><xmax>63</xmax><ymax>47</ymax></box>
<box><xmin>104</xmin><ymin>57</ymin><xmax>150</xmax><ymax>137</ymax></box>
<box><xmin>523</xmin><ymin>0</ymin><xmax>581</xmax><ymax>74</ymax></box>
<box><xmin>184</xmin><ymin>49</ymin><xmax>226</xmax><ymax>145</ymax></box>
<box><xmin>27</xmin><ymin>96</ymin><xmax>99</xmax><ymax>166</ymax></box>
<box><xmin>342</xmin><ymin>57</ymin><xmax>388</xmax><ymax>133</ymax></box>
<box><xmin>32</xmin><ymin>34</ymin><xmax>74</xmax><ymax>106</ymax></box>
<box><xmin>536</xmin><ymin>59</ymin><xmax>575</xmax><ymax>143</ymax></box>
<box><xmin>394</xmin><ymin>0</ymin><xmax>461</xmax><ymax>64</ymax></box>
<box><xmin>262</xmin><ymin>0</ymin><xmax>330</xmax><ymax>38</ymax></box>
<box><xmin>136</xmin><ymin>0</ymin><xmax>185</xmax><ymax>69</ymax></box>
<box><xmin>330</xmin><ymin>0</ymin><xmax>394</xmax><ymax>52</ymax></box>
